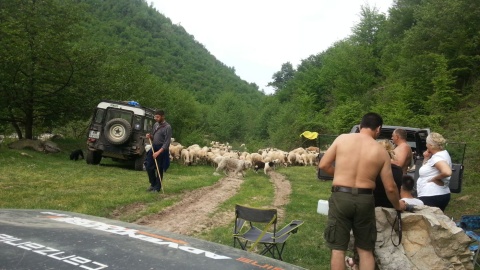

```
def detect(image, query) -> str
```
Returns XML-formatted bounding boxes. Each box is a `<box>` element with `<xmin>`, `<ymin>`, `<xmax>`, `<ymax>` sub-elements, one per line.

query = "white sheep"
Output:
<box><xmin>181</xmin><ymin>149</ymin><xmax>191</xmax><ymax>166</ymax></box>
<box><xmin>169</xmin><ymin>143</ymin><xmax>183</xmax><ymax>161</ymax></box>
<box><xmin>250</xmin><ymin>153</ymin><xmax>263</xmax><ymax>163</ymax></box>
<box><xmin>213</xmin><ymin>157</ymin><xmax>248</xmax><ymax>178</ymax></box>
<box><xmin>287</xmin><ymin>151</ymin><xmax>297</xmax><ymax>165</ymax></box>
<box><xmin>187</xmin><ymin>144</ymin><xmax>201</xmax><ymax>164</ymax></box>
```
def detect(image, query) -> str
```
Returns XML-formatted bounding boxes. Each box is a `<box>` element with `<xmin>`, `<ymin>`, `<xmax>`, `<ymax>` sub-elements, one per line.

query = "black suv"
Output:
<box><xmin>317</xmin><ymin>125</ymin><xmax>466</xmax><ymax>193</ymax></box>
<box><xmin>86</xmin><ymin>100</ymin><xmax>155</xmax><ymax>170</ymax></box>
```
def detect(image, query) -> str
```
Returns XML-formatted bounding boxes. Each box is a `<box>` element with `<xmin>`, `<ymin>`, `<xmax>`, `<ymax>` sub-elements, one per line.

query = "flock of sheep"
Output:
<box><xmin>168</xmin><ymin>140</ymin><xmax>322</xmax><ymax>178</ymax></box>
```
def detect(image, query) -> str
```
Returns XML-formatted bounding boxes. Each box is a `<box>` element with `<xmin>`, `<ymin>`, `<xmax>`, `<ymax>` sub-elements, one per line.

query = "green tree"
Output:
<box><xmin>0</xmin><ymin>0</ymin><xmax>100</xmax><ymax>139</ymax></box>
<box><xmin>206</xmin><ymin>92</ymin><xmax>250</xmax><ymax>143</ymax></box>
<box><xmin>136</xmin><ymin>76</ymin><xmax>203</xmax><ymax>144</ymax></box>
<box><xmin>269</xmin><ymin>62</ymin><xmax>296</xmax><ymax>101</ymax></box>
<box><xmin>351</xmin><ymin>5</ymin><xmax>387</xmax><ymax>52</ymax></box>
<box><xmin>317</xmin><ymin>40</ymin><xmax>377</xmax><ymax>105</ymax></box>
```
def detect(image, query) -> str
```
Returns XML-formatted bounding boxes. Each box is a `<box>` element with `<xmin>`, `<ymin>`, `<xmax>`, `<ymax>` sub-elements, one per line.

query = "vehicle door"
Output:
<box><xmin>445</xmin><ymin>142</ymin><xmax>466</xmax><ymax>193</ymax></box>
<box><xmin>412</xmin><ymin>130</ymin><xmax>428</xmax><ymax>184</ymax></box>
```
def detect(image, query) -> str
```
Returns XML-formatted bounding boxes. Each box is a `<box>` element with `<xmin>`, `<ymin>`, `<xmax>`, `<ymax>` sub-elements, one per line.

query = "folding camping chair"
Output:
<box><xmin>457</xmin><ymin>215</ymin><xmax>480</xmax><ymax>267</ymax></box>
<box><xmin>233</xmin><ymin>204</ymin><xmax>304</xmax><ymax>261</ymax></box>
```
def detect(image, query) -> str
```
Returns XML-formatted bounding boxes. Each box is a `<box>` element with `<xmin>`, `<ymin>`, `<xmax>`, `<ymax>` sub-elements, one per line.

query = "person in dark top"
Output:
<box><xmin>145</xmin><ymin>110</ymin><xmax>172</xmax><ymax>192</ymax></box>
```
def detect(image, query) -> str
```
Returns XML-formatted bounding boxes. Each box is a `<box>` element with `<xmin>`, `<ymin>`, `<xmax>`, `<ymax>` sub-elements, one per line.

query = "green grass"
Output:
<box><xmin>0</xmin><ymin>141</ymin><xmax>220</xmax><ymax>220</ymax></box>
<box><xmin>1</xmin><ymin>139</ymin><xmax>479</xmax><ymax>269</ymax></box>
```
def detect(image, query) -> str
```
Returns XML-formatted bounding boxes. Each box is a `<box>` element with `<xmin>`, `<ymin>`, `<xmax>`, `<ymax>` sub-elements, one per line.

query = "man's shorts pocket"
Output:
<box><xmin>324</xmin><ymin>219</ymin><xmax>336</xmax><ymax>243</ymax></box>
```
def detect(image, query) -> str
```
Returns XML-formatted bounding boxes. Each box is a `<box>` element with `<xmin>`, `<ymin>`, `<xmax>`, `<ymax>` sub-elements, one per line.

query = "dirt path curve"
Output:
<box><xmin>136</xmin><ymin>171</ymin><xmax>291</xmax><ymax>236</ymax></box>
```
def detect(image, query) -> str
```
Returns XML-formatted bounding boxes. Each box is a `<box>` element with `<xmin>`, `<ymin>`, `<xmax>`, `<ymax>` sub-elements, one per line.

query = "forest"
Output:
<box><xmin>1</xmin><ymin>0</ymin><xmax>479</xmax><ymax>185</ymax></box>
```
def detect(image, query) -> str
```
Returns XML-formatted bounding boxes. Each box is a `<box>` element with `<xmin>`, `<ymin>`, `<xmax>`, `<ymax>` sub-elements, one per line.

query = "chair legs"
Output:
<box><xmin>465</xmin><ymin>231</ymin><xmax>480</xmax><ymax>267</ymax></box>
<box><xmin>472</xmin><ymin>245</ymin><xmax>479</xmax><ymax>268</ymax></box>
<box><xmin>235</xmin><ymin>238</ymin><xmax>287</xmax><ymax>261</ymax></box>
<box><xmin>259</xmin><ymin>243</ymin><xmax>286</xmax><ymax>261</ymax></box>
<box><xmin>234</xmin><ymin>237</ymin><xmax>247</xmax><ymax>250</ymax></box>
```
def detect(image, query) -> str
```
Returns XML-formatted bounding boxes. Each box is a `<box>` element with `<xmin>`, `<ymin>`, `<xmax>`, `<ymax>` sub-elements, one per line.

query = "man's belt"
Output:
<box><xmin>331</xmin><ymin>186</ymin><xmax>373</xmax><ymax>195</ymax></box>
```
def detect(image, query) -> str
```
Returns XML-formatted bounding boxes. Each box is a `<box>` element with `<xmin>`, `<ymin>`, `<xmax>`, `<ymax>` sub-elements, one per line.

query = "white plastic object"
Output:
<box><xmin>317</xmin><ymin>199</ymin><xmax>329</xmax><ymax>215</ymax></box>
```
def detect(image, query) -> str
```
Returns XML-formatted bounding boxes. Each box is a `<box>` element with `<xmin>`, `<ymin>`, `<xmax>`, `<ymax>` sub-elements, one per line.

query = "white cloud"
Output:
<box><xmin>150</xmin><ymin>0</ymin><xmax>393</xmax><ymax>94</ymax></box>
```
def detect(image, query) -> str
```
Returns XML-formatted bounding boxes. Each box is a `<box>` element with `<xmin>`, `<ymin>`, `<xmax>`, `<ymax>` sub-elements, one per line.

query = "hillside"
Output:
<box><xmin>83</xmin><ymin>0</ymin><xmax>263</xmax><ymax>104</ymax></box>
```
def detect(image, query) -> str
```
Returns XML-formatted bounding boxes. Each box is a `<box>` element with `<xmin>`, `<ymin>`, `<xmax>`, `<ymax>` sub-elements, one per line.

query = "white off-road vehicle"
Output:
<box><xmin>86</xmin><ymin>100</ymin><xmax>155</xmax><ymax>170</ymax></box>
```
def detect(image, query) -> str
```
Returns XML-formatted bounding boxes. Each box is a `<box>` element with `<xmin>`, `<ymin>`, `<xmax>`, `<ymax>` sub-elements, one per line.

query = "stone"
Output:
<box><xmin>8</xmin><ymin>139</ymin><xmax>61</xmax><ymax>153</ymax></box>
<box><xmin>375</xmin><ymin>206</ymin><xmax>473</xmax><ymax>270</ymax></box>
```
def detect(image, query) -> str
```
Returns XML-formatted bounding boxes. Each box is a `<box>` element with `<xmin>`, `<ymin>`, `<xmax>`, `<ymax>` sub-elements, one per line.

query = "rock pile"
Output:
<box><xmin>375</xmin><ymin>206</ymin><xmax>473</xmax><ymax>270</ymax></box>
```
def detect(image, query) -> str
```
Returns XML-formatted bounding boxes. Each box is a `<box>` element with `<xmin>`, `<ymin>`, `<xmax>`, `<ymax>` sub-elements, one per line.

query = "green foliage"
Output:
<box><xmin>351</xmin><ymin>5</ymin><xmax>387</xmax><ymax>54</ymax></box>
<box><xmin>370</xmin><ymin>83</ymin><xmax>415</xmax><ymax>125</ymax></box>
<box><xmin>52</xmin><ymin>119</ymin><xmax>91</xmax><ymax>139</ymax></box>
<box><xmin>326</xmin><ymin>100</ymin><xmax>366</xmax><ymax>133</ymax></box>
<box><xmin>267</xmin><ymin>103</ymin><xmax>302</xmax><ymax>150</ymax></box>
<box><xmin>316</xmin><ymin>40</ymin><xmax>378</xmax><ymax>106</ymax></box>
<box><xmin>206</xmin><ymin>91</ymin><xmax>250</xmax><ymax>143</ymax></box>
<box><xmin>0</xmin><ymin>0</ymin><xmax>101</xmax><ymax>138</ymax></box>
<box><xmin>268</xmin><ymin>62</ymin><xmax>296</xmax><ymax>100</ymax></box>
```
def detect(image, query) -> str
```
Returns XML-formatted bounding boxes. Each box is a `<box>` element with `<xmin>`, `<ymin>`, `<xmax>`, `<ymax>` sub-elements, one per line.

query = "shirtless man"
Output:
<box><xmin>319</xmin><ymin>112</ymin><xmax>405</xmax><ymax>270</ymax></box>
<box><xmin>391</xmin><ymin>128</ymin><xmax>413</xmax><ymax>174</ymax></box>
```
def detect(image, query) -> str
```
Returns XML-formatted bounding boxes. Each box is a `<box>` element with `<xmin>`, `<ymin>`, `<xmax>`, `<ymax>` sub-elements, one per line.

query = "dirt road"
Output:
<box><xmin>135</xmin><ymin>171</ymin><xmax>292</xmax><ymax>236</ymax></box>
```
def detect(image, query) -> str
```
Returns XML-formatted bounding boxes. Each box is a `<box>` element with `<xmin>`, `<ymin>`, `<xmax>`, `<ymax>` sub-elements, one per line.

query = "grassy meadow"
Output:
<box><xmin>0</xmin><ymin>138</ymin><xmax>478</xmax><ymax>269</ymax></box>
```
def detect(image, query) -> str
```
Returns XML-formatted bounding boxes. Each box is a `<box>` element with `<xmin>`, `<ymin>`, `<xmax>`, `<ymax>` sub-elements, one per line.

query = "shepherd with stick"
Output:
<box><xmin>145</xmin><ymin>110</ymin><xmax>172</xmax><ymax>193</ymax></box>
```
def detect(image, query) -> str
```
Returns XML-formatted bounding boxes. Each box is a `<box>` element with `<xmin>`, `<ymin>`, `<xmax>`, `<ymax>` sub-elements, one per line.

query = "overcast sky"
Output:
<box><xmin>150</xmin><ymin>0</ymin><xmax>394</xmax><ymax>94</ymax></box>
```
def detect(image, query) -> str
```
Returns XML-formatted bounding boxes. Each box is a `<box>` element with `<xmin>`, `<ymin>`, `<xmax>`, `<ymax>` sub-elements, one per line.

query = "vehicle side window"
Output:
<box><xmin>144</xmin><ymin>118</ymin><xmax>154</xmax><ymax>132</ymax></box>
<box><xmin>94</xmin><ymin>109</ymin><xmax>105</xmax><ymax>123</ymax></box>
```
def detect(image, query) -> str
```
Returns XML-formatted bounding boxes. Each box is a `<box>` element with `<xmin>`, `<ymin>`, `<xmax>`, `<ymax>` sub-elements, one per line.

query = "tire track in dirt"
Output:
<box><xmin>135</xmin><ymin>171</ymin><xmax>291</xmax><ymax>236</ymax></box>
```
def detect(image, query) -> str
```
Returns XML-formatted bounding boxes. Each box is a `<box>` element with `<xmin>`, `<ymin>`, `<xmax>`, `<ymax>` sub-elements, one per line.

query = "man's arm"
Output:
<box><xmin>379</xmin><ymin>153</ymin><xmax>405</xmax><ymax>211</ymax></box>
<box><xmin>318</xmin><ymin>137</ymin><xmax>339</xmax><ymax>176</ymax></box>
<box><xmin>161</xmin><ymin>125</ymin><xmax>172</xmax><ymax>151</ymax></box>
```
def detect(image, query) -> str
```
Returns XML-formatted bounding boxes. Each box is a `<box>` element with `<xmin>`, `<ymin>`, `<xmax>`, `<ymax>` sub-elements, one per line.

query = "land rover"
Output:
<box><xmin>86</xmin><ymin>100</ymin><xmax>155</xmax><ymax>170</ymax></box>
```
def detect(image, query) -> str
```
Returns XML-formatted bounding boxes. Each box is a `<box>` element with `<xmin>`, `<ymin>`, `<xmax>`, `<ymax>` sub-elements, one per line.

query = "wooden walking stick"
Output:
<box><xmin>149</xmin><ymin>137</ymin><xmax>164</xmax><ymax>194</ymax></box>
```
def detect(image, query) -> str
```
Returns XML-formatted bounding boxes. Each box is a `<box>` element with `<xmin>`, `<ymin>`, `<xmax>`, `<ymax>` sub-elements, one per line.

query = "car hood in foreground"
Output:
<box><xmin>0</xmin><ymin>209</ymin><xmax>304</xmax><ymax>270</ymax></box>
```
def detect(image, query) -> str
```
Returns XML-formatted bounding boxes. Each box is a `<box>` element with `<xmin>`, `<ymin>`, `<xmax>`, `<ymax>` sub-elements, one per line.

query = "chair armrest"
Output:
<box><xmin>274</xmin><ymin>220</ymin><xmax>304</xmax><ymax>239</ymax></box>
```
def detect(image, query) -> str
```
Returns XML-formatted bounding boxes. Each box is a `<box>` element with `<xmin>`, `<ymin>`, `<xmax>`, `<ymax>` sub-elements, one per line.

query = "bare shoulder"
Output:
<box><xmin>330</xmin><ymin>133</ymin><xmax>348</xmax><ymax>144</ymax></box>
<box><xmin>336</xmin><ymin>133</ymin><xmax>356</xmax><ymax>141</ymax></box>
<box><xmin>402</xmin><ymin>142</ymin><xmax>412</xmax><ymax>150</ymax></box>
<box><xmin>395</xmin><ymin>142</ymin><xmax>412</xmax><ymax>152</ymax></box>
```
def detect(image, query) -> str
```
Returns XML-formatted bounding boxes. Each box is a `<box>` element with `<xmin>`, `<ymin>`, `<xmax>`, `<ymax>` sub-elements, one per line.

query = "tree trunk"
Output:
<box><xmin>24</xmin><ymin>108</ymin><xmax>34</xmax><ymax>140</ymax></box>
<box><xmin>8</xmin><ymin>109</ymin><xmax>23</xmax><ymax>139</ymax></box>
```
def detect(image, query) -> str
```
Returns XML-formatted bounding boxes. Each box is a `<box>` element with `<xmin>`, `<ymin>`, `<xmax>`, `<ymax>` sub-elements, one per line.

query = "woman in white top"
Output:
<box><xmin>416</xmin><ymin>132</ymin><xmax>452</xmax><ymax>211</ymax></box>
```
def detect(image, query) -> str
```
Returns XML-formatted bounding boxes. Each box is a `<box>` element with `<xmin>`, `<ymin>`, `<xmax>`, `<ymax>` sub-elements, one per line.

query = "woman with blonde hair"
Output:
<box><xmin>416</xmin><ymin>132</ymin><xmax>452</xmax><ymax>211</ymax></box>
<box><xmin>378</xmin><ymin>139</ymin><xmax>396</xmax><ymax>160</ymax></box>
